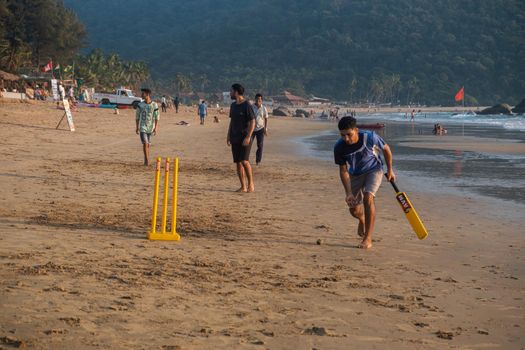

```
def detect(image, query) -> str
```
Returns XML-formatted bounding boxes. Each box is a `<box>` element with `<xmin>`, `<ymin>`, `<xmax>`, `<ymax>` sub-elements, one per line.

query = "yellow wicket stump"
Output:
<box><xmin>147</xmin><ymin>157</ymin><xmax>181</xmax><ymax>241</ymax></box>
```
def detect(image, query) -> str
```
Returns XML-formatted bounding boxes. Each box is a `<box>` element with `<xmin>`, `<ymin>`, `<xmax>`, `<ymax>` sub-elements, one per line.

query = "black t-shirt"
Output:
<box><xmin>229</xmin><ymin>100</ymin><xmax>255</xmax><ymax>143</ymax></box>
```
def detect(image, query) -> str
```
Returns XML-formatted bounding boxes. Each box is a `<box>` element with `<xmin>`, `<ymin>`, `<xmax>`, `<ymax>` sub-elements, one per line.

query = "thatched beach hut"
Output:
<box><xmin>0</xmin><ymin>70</ymin><xmax>20</xmax><ymax>91</ymax></box>
<box><xmin>272</xmin><ymin>91</ymin><xmax>306</xmax><ymax>106</ymax></box>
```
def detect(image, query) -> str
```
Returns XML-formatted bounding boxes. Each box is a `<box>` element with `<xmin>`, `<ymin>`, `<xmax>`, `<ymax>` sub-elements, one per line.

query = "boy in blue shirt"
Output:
<box><xmin>334</xmin><ymin>116</ymin><xmax>395</xmax><ymax>249</ymax></box>
<box><xmin>198</xmin><ymin>100</ymin><xmax>207</xmax><ymax>125</ymax></box>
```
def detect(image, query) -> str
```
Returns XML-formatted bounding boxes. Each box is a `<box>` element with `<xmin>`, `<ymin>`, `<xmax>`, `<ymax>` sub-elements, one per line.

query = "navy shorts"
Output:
<box><xmin>140</xmin><ymin>132</ymin><xmax>152</xmax><ymax>144</ymax></box>
<box><xmin>231</xmin><ymin>141</ymin><xmax>252</xmax><ymax>163</ymax></box>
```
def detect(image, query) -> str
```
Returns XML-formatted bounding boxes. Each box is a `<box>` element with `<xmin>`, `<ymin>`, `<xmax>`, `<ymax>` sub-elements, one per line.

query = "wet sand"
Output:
<box><xmin>398</xmin><ymin>135</ymin><xmax>525</xmax><ymax>155</ymax></box>
<box><xmin>0</xmin><ymin>100</ymin><xmax>523</xmax><ymax>349</ymax></box>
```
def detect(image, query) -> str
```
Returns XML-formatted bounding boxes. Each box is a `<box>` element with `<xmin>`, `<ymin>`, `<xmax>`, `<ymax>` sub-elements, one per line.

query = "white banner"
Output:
<box><xmin>51</xmin><ymin>79</ymin><xmax>59</xmax><ymax>101</ymax></box>
<box><xmin>62</xmin><ymin>99</ymin><xmax>75</xmax><ymax>131</ymax></box>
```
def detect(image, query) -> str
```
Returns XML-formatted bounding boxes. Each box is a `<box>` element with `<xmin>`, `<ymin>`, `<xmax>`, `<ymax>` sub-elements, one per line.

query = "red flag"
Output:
<box><xmin>42</xmin><ymin>61</ymin><xmax>53</xmax><ymax>72</ymax></box>
<box><xmin>454</xmin><ymin>87</ymin><xmax>464</xmax><ymax>102</ymax></box>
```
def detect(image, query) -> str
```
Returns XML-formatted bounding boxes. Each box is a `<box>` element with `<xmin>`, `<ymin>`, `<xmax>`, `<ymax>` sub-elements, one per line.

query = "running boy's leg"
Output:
<box><xmin>359</xmin><ymin>170</ymin><xmax>383</xmax><ymax>248</ymax></box>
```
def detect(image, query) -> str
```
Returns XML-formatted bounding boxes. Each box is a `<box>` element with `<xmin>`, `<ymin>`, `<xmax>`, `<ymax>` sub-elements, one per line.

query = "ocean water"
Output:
<box><xmin>302</xmin><ymin>113</ymin><xmax>525</xmax><ymax>206</ymax></box>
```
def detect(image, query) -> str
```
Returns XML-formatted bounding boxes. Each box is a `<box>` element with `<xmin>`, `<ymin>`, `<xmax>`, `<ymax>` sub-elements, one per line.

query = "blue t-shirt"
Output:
<box><xmin>198</xmin><ymin>103</ymin><xmax>207</xmax><ymax>116</ymax></box>
<box><xmin>334</xmin><ymin>131</ymin><xmax>386</xmax><ymax>176</ymax></box>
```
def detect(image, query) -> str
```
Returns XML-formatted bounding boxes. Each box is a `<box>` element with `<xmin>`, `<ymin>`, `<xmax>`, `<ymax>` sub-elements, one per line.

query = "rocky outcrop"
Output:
<box><xmin>511</xmin><ymin>98</ymin><xmax>525</xmax><ymax>114</ymax></box>
<box><xmin>272</xmin><ymin>107</ymin><xmax>291</xmax><ymax>117</ymax></box>
<box><xmin>295</xmin><ymin>109</ymin><xmax>309</xmax><ymax>118</ymax></box>
<box><xmin>476</xmin><ymin>103</ymin><xmax>512</xmax><ymax>115</ymax></box>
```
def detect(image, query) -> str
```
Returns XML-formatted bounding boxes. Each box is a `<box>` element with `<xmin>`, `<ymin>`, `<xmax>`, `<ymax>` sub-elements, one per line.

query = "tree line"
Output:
<box><xmin>0</xmin><ymin>0</ymin><xmax>149</xmax><ymax>91</ymax></box>
<box><xmin>64</xmin><ymin>0</ymin><xmax>525</xmax><ymax>105</ymax></box>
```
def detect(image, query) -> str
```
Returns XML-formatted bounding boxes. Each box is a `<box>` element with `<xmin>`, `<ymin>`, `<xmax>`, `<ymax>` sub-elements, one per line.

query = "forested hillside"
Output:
<box><xmin>64</xmin><ymin>0</ymin><xmax>525</xmax><ymax>105</ymax></box>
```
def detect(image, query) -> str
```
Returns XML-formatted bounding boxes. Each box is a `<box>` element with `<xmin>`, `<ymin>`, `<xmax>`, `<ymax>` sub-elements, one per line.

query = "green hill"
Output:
<box><xmin>64</xmin><ymin>0</ymin><xmax>524</xmax><ymax>105</ymax></box>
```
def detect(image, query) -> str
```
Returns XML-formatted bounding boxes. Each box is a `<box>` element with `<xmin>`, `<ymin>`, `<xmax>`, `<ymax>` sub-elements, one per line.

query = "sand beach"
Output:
<box><xmin>0</xmin><ymin>101</ymin><xmax>523</xmax><ymax>349</ymax></box>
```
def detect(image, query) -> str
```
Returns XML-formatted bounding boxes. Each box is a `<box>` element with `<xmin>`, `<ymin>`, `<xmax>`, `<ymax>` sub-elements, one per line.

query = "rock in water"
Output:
<box><xmin>511</xmin><ymin>98</ymin><xmax>525</xmax><ymax>114</ymax></box>
<box><xmin>477</xmin><ymin>103</ymin><xmax>513</xmax><ymax>115</ymax></box>
<box><xmin>272</xmin><ymin>107</ymin><xmax>291</xmax><ymax>117</ymax></box>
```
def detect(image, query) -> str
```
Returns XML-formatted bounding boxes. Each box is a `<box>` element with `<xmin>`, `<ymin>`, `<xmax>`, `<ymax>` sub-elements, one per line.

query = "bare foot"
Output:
<box><xmin>235</xmin><ymin>187</ymin><xmax>247</xmax><ymax>193</ymax></box>
<box><xmin>357</xmin><ymin>222</ymin><xmax>365</xmax><ymax>237</ymax></box>
<box><xmin>358</xmin><ymin>237</ymin><xmax>372</xmax><ymax>249</ymax></box>
<box><xmin>247</xmin><ymin>185</ymin><xmax>255</xmax><ymax>193</ymax></box>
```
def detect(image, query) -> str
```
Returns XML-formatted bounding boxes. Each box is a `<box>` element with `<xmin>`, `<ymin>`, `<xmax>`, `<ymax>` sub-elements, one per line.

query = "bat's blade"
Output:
<box><xmin>395</xmin><ymin>192</ymin><xmax>428</xmax><ymax>240</ymax></box>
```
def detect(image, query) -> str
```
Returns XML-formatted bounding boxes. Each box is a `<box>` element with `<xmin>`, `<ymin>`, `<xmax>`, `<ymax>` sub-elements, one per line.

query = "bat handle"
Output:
<box><xmin>384</xmin><ymin>173</ymin><xmax>400</xmax><ymax>193</ymax></box>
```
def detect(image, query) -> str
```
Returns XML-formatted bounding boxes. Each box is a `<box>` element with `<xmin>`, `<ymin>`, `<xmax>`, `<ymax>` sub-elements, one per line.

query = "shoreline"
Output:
<box><xmin>0</xmin><ymin>103</ymin><xmax>523</xmax><ymax>349</ymax></box>
<box><xmin>297</xmin><ymin>119</ymin><xmax>525</xmax><ymax>211</ymax></box>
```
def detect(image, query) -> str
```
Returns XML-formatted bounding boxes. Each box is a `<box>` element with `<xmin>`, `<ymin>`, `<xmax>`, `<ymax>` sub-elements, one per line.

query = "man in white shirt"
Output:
<box><xmin>161</xmin><ymin>95</ymin><xmax>167</xmax><ymax>112</ymax></box>
<box><xmin>251</xmin><ymin>93</ymin><xmax>269</xmax><ymax>165</ymax></box>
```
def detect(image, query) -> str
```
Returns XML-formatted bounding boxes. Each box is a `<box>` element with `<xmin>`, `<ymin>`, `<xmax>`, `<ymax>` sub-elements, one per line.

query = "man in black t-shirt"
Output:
<box><xmin>227</xmin><ymin>83</ymin><xmax>256</xmax><ymax>192</ymax></box>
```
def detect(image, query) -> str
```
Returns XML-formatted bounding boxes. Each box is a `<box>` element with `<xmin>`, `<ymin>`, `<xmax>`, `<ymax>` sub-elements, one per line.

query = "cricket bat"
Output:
<box><xmin>385</xmin><ymin>175</ymin><xmax>428</xmax><ymax>240</ymax></box>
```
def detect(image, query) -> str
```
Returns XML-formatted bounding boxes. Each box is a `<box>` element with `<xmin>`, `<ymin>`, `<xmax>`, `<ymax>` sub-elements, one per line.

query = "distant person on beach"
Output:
<box><xmin>58</xmin><ymin>82</ymin><xmax>65</xmax><ymax>100</ymax></box>
<box><xmin>135</xmin><ymin>88</ymin><xmax>159</xmax><ymax>166</ymax></box>
<box><xmin>227</xmin><ymin>83</ymin><xmax>256</xmax><ymax>193</ymax></box>
<box><xmin>173</xmin><ymin>96</ymin><xmax>180</xmax><ymax>113</ymax></box>
<box><xmin>161</xmin><ymin>95</ymin><xmax>167</xmax><ymax>113</ymax></box>
<box><xmin>334</xmin><ymin>116</ymin><xmax>395</xmax><ymax>249</ymax></box>
<box><xmin>411</xmin><ymin>109</ymin><xmax>415</xmax><ymax>121</ymax></box>
<box><xmin>251</xmin><ymin>93</ymin><xmax>269</xmax><ymax>165</ymax></box>
<box><xmin>198</xmin><ymin>100</ymin><xmax>207</xmax><ymax>125</ymax></box>
<box><xmin>57</xmin><ymin>82</ymin><xmax>65</xmax><ymax>107</ymax></box>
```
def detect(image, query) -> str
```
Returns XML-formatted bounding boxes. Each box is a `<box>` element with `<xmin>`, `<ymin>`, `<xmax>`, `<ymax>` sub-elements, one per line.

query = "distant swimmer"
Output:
<box><xmin>433</xmin><ymin>123</ymin><xmax>447</xmax><ymax>135</ymax></box>
<box><xmin>411</xmin><ymin>109</ymin><xmax>415</xmax><ymax>121</ymax></box>
<box><xmin>135</xmin><ymin>88</ymin><xmax>159</xmax><ymax>166</ymax></box>
<box><xmin>334</xmin><ymin>116</ymin><xmax>395</xmax><ymax>249</ymax></box>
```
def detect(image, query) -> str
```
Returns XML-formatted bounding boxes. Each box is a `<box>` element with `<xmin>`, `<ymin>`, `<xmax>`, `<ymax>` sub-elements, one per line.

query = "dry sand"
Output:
<box><xmin>0</xmin><ymin>100</ymin><xmax>523</xmax><ymax>349</ymax></box>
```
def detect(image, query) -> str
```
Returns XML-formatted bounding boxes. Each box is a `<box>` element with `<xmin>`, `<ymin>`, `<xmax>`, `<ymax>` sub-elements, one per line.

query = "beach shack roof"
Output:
<box><xmin>272</xmin><ymin>91</ymin><xmax>306</xmax><ymax>106</ymax></box>
<box><xmin>0</xmin><ymin>70</ymin><xmax>20</xmax><ymax>81</ymax></box>
<box><xmin>309</xmin><ymin>95</ymin><xmax>330</xmax><ymax>103</ymax></box>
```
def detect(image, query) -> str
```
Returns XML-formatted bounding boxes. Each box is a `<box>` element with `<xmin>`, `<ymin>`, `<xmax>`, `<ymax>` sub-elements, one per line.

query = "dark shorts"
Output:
<box><xmin>231</xmin><ymin>141</ymin><xmax>252</xmax><ymax>163</ymax></box>
<box><xmin>140</xmin><ymin>132</ymin><xmax>152</xmax><ymax>144</ymax></box>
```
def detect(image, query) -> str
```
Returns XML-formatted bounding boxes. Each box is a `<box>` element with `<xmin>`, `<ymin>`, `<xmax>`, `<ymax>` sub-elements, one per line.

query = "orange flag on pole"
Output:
<box><xmin>455</xmin><ymin>87</ymin><xmax>464</xmax><ymax>102</ymax></box>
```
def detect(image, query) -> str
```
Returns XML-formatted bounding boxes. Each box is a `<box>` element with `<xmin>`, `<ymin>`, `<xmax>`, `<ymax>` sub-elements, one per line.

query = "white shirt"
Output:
<box><xmin>58</xmin><ymin>85</ymin><xmax>65</xmax><ymax>99</ymax></box>
<box><xmin>252</xmin><ymin>104</ymin><xmax>268</xmax><ymax>131</ymax></box>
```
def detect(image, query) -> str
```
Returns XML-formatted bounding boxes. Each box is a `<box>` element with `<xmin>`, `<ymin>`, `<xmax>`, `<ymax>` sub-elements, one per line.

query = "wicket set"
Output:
<box><xmin>147</xmin><ymin>157</ymin><xmax>181</xmax><ymax>241</ymax></box>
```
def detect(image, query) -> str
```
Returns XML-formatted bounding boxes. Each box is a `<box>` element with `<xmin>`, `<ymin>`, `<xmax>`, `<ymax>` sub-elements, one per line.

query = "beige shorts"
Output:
<box><xmin>349</xmin><ymin>170</ymin><xmax>383</xmax><ymax>207</ymax></box>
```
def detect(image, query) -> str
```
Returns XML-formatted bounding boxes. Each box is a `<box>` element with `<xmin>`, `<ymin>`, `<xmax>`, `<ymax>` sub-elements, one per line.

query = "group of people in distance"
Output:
<box><xmin>135</xmin><ymin>83</ymin><xmax>396</xmax><ymax>249</ymax></box>
<box><xmin>432</xmin><ymin>123</ymin><xmax>447</xmax><ymax>135</ymax></box>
